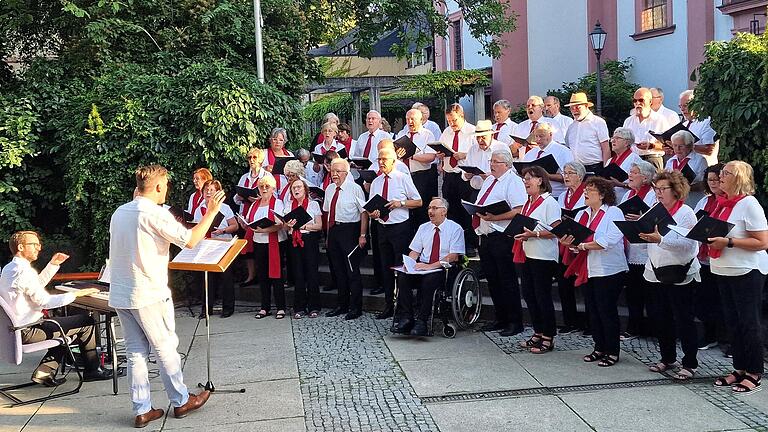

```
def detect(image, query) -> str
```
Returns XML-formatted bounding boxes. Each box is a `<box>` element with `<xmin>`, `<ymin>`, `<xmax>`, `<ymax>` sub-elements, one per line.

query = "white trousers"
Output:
<box><xmin>116</xmin><ymin>299</ymin><xmax>189</xmax><ymax>415</ymax></box>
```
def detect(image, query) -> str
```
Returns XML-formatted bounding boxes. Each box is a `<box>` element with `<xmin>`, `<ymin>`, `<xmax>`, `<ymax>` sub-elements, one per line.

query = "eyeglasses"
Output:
<box><xmin>427</xmin><ymin>206</ymin><xmax>446</xmax><ymax>210</ymax></box>
<box><xmin>490</xmin><ymin>160</ymin><xmax>506</xmax><ymax>165</ymax></box>
<box><xmin>247</xmin><ymin>156</ymin><xmax>259</xmax><ymax>160</ymax></box>
<box><xmin>23</xmin><ymin>242</ymin><xmax>42</xmax><ymax>249</ymax></box>
<box><xmin>330</xmin><ymin>169</ymin><xmax>348</xmax><ymax>174</ymax></box>
<box><xmin>720</xmin><ymin>169</ymin><xmax>734</xmax><ymax>177</ymax></box>
<box><xmin>652</xmin><ymin>185</ymin><xmax>673</xmax><ymax>192</ymax></box>
<box><xmin>563</xmin><ymin>171</ymin><xmax>579</xmax><ymax>176</ymax></box>
<box><xmin>632</xmin><ymin>98</ymin><xmax>647</xmax><ymax>103</ymax></box>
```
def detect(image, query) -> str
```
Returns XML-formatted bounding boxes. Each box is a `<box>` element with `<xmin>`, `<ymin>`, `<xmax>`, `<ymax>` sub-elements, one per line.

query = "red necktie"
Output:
<box><xmin>449</xmin><ymin>131</ymin><xmax>459</xmax><ymax>167</ymax></box>
<box><xmin>201</xmin><ymin>207</ymin><xmax>211</xmax><ymax>238</ymax></box>
<box><xmin>536</xmin><ymin>149</ymin><xmax>544</xmax><ymax>159</ymax></box>
<box><xmin>381</xmin><ymin>175</ymin><xmax>390</xmax><ymax>222</ymax></box>
<box><xmin>327</xmin><ymin>186</ymin><xmax>341</xmax><ymax>230</ymax></box>
<box><xmin>529</xmin><ymin>120</ymin><xmax>538</xmax><ymax>134</ymax></box>
<box><xmin>429</xmin><ymin>227</ymin><xmax>441</xmax><ymax>263</ymax></box>
<box><xmin>495</xmin><ymin>123</ymin><xmax>502</xmax><ymax>131</ymax></box>
<box><xmin>472</xmin><ymin>179</ymin><xmax>498</xmax><ymax>229</ymax></box>
<box><xmin>363</xmin><ymin>133</ymin><xmax>373</xmax><ymax>158</ymax></box>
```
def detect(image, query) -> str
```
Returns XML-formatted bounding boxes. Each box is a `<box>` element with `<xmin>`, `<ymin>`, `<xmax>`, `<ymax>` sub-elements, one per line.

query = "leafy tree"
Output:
<box><xmin>692</xmin><ymin>32</ymin><xmax>768</xmax><ymax>204</ymax></box>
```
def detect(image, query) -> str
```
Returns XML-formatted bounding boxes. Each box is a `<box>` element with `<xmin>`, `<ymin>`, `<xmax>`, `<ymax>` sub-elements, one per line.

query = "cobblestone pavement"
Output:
<box><xmin>293</xmin><ymin>313</ymin><xmax>439</xmax><ymax>432</ymax></box>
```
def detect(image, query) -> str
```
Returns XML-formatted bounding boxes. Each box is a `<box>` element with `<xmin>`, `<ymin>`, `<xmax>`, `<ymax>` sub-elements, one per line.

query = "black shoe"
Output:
<box><xmin>393</xmin><ymin>318</ymin><xmax>414</xmax><ymax>334</ymax></box>
<box><xmin>376</xmin><ymin>307</ymin><xmax>394</xmax><ymax>319</ymax></box>
<box><xmin>498</xmin><ymin>325</ymin><xmax>524</xmax><ymax>337</ymax></box>
<box><xmin>321</xmin><ymin>285</ymin><xmax>336</xmax><ymax>292</ymax></box>
<box><xmin>344</xmin><ymin>311</ymin><xmax>362</xmax><ymax>320</ymax></box>
<box><xmin>410</xmin><ymin>320</ymin><xmax>428</xmax><ymax>336</ymax></box>
<box><xmin>238</xmin><ymin>278</ymin><xmax>256</xmax><ymax>288</ymax></box>
<box><xmin>481</xmin><ymin>321</ymin><xmax>506</xmax><ymax>332</ymax></box>
<box><xmin>558</xmin><ymin>325</ymin><xmax>579</xmax><ymax>335</ymax></box>
<box><xmin>370</xmin><ymin>287</ymin><xmax>385</xmax><ymax>296</ymax></box>
<box><xmin>32</xmin><ymin>374</ymin><xmax>67</xmax><ymax>387</ymax></box>
<box><xmin>83</xmin><ymin>367</ymin><xmax>114</xmax><ymax>382</ymax></box>
<box><xmin>326</xmin><ymin>307</ymin><xmax>348</xmax><ymax>317</ymax></box>
<box><xmin>221</xmin><ymin>310</ymin><xmax>234</xmax><ymax>318</ymax></box>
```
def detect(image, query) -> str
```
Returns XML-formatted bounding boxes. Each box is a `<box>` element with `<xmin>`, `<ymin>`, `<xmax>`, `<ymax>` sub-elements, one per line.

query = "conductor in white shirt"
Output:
<box><xmin>392</xmin><ymin>198</ymin><xmax>465</xmax><ymax>336</ymax></box>
<box><xmin>0</xmin><ymin>231</ymin><xmax>113</xmax><ymax>387</ymax></box>
<box><xmin>108</xmin><ymin>165</ymin><xmax>224</xmax><ymax>428</ymax></box>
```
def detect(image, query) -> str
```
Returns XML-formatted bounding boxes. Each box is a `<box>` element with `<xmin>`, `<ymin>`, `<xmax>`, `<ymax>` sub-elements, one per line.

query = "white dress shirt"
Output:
<box><xmin>519</xmin><ymin>141</ymin><xmax>574</xmax><ymax>198</ymax></box>
<box><xmin>424</xmin><ymin>120</ymin><xmax>443</xmax><ymax>142</ymax></box>
<box><xmin>493</xmin><ymin>118</ymin><xmax>517</xmax><ymax>145</ymax></box>
<box><xmin>322</xmin><ymin>177</ymin><xmax>366</xmax><ymax>223</ymax></box>
<box><xmin>369</xmin><ymin>159</ymin><xmax>411</xmax><ymax>176</ymax></box>
<box><xmin>573</xmin><ymin>205</ymin><xmax>628</xmax><ymax>277</ymax></box>
<box><xmin>304</xmin><ymin>162</ymin><xmax>323</xmax><ymax>188</ymax></box>
<box><xmin>643</xmin><ymin>204</ymin><xmax>701</xmax><ymax>285</ymax></box>
<box><xmin>655</xmin><ymin>105</ymin><xmax>681</xmax><ymax>127</ymax></box>
<box><xmin>234</xmin><ymin>169</ymin><xmax>274</xmax><ymax>212</ymax></box>
<box><xmin>461</xmin><ymin>141</ymin><xmax>508</xmax><ymax>189</ymax></box>
<box><xmin>565</xmin><ymin>111</ymin><xmax>610</xmax><ymax>166</ymax></box>
<box><xmin>622</xmin><ymin>110</ymin><xmax>671</xmax><ymax>157</ymax></box>
<box><xmin>549</xmin><ymin>113</ymin><xmax>574</xmax><ymax>144</ymax></box>
<box><xmin>109</xmin><ymin>197</ymin><xmax>192</xmax><ymax>309</ymax></box>
<box><xmin>246</xmin><ymin>199</ymin><xmax>287</xmax><ymax>243</ymax></box>
<box><xmin>620</xmin><ymin>188</ymin><xmax>658</xmax><ymax>265</ymax></box>
<box><xmin>439</xmin><ymin>122</ymin><xmax>476</xmax><ymax>173</ymax></box>
<box><xmin>511</xmin><ymin>117</ymin><xmax>557</xmax><ymax>142</ymax></box>
<box><xmin>353</xmin><ymin>129</ymin><xmax>390</xmax><ymax>162</ymax></box>
<box><xmin>686</xmin><ymin>117</ymin><xmax>718</xmax><ymax>166</ymax></box>
<box><xmin>410</xmin><ymin>219</ymin><xmax>466</xmax><ymax>263</ymax></box>
<box><xmin>521</xmin><ymin>194</ymin><xmax>561</xmax><ymax>262</ymax></box>
<box><xmin>369</xmin><ymin>170</ymin><xmax>421</xmax><ymax>225</ymax></box>
<box><xmin>396</xmin><ymin>128</ymin><xmax>437</xmax><ymax>172</ymax></box>
<box><xmin>710</xmin><ymin>196</ymin><xmax>768</xmax><ymax>277</ymax></box>
<box><xmin>664</xmin><ymin>151</ymin><xmax>708</xmax><ymax>183</ymax></box>
<box><xmin>0</xmin><ymin>257</ymin><xmax>75</xmax><ymax>327</ymax></box>
<box><xmin>474</xmin><ymin>169</ymin><xmax>527</xmax><ymax>235</ymax></box>
<box><xmin>193</xmin><ymin>202</ymin><xmax>236</xmax><ymax>240</ymax></box>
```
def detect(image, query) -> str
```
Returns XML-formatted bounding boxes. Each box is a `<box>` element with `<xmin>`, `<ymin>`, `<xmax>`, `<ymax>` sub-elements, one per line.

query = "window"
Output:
<box><xmin>640</xmin><ymin>0</ymin><xmax>669</xmax><ymax>32</ymax></box>
<box><xmin>452</xmin><ymin>20</ymin><xmax>463</xmax><ymax>70</ymax></box>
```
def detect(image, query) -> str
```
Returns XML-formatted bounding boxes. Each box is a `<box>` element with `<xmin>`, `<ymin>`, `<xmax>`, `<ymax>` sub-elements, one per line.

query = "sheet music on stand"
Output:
<box><xmin>172</xmin><ymin>237</ymin><xmax>238</xmax><ymax>265</ymax></box>
<box><xmin>98</xmin><ymin>259</ymin><xmax>111</xmax><ymax>284</ymax></box>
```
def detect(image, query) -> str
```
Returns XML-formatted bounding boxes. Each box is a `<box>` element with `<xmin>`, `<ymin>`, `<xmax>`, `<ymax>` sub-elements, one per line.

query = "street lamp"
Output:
<box><xmin>589</xmin><ymin>21</ymin><xmax>607</xmax><ymax>116</ymax></box>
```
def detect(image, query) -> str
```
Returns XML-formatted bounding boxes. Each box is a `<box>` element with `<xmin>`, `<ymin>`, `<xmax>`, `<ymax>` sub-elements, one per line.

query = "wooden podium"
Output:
<box><xmin>169</xmin><ymin>238</ymin><xmax>247</xmax><ymax>393</ymax></box>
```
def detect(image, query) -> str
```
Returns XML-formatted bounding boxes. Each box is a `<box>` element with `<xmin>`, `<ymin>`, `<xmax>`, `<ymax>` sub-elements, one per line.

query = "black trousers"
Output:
<box><xmin>253</xmin><ymin>241</ymin><xmax>285</xmax><ymax>311</ymax></box>
<box><xmin>290</xmin><ymin>231</ymin><xmax>321</xmax><ymax>313</ymax></box>
<box><xmin>21</xmin><ymin>314</ymin><xmax>100</xmax><ymax>375</ymax></box>
<box><xmin>201</xmin><ymin>269</ymin><xmax>234</xmax><ymax>314</ymax></box>
<box><xmin>479</xmin><ymin>233</ymin><xmax>522</xmax><ymax>327</ymax></box>
<box><xmin>625</xmin><ymin>263</ymin><xmax>649</xmax><ymax>335</ymax></box>
<box><xmin>396</xmin><ymin>270</ymin><xmax>445</xmax><ymax>321</ymax></box>
<box><xmin>582</xmin><ymin>273</ymin><xmax>624</xmax><ymax>356</ymax></box>
<box><xmin>718</xmin><ymin>270</ymin><xmax>765</xmax><ymax>374</ymax></box>
<box><xmin>411</xmin><ymin>166</ymin><xmax>438</xmax><ymax>229</ymax></box>
<box><xmin>370</xmin><ymin>222</ymin><xmax>383</xmax><ymax>290</ymax></box>
<box><xmin>647</xmin><ymin>281</ymin><xmax>699</xmax><ymax>369</ymax></box>
<box><xmin>377</xmin><ymin>220</ymin><xmax>413</xmax><ymax>308</ymax></box>
<box><xmin>443</xmin><ymin>172</ymin><xmax>473</xmax><ymax>241</ymax></box>
<box><xmin>695</xmin><ymin>264</ymin><xmax>723</xmax><ymax>344</ymax></box>
<box><xmin>557</xmin><ymin>263</ymin><xmax>582</xmax><ymax>328</ymax></box>
<box><xmin>327</xmin><ymin>222</ymin><xmax>364</xmax><ymax>312</ymax></box>
<box><xmin>518</xmin><ymin>258</ymin><xmax>557</xmax><ymax>337</ymax></box>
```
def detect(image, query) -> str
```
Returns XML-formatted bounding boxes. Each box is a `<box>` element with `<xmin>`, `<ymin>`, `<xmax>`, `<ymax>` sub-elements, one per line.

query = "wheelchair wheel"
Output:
<box><xmin>442</xmin><ymin>323</ymin><xmax>457</xmax><ymax>338</ymax></box>
<box><xmin>451</xmin><ymin>268</ymin><xmax>482</xmax><ymax>329</ymax></box>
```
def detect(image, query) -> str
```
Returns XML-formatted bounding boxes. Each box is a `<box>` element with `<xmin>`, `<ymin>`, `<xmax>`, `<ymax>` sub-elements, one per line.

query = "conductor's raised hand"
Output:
<box><xmin>50</xmin><ymin>253</ymin><xmax>70</xmax><ymax>266</ymax></box>
<box><xmin>207</xmin><ymin>190</ymin><xmax>226</xmax><ymax>213</ymax></box>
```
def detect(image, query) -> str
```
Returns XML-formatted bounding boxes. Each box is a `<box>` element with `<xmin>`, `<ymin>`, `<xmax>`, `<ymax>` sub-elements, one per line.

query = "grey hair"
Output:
<box><xmin>612</xmin><ymin>127</ymin><xmax>635</xmax><ymax>142</ymax></box>
<box><xmin>330</xmin><ymin>158</ymin><xmax>350</xmax><ymax>171</ymax></box>
<box><xmin>491</xmin><ymin>149</ymin><xmax>514</xmax><ymax>167</ymax></box>
<box><xmin>679</xmin><ymin>89</ymin><xmax>695</xmax><ymax>100</ymax></box>
<box><xmin>651</xmin><ymin>87</ymin><xmax>664</xmax><ymax>97</ymax></box>
<box><xmin>270</xmin><ymin>127</ymin><xmax>288</xmax><ymax>142</ymax></box>
<box><xmin>564</xmin><ymin>161</ymin><xmax>586</xmax><ymax>180</ymax></box>
<box><xmin>493</xmin><ymin>99</ymin><xmax>512</xmax><ymax>111</ymax></box>
<box><xmin>528</xmin><ymin>95</ymin><xmax>544</xmax><ymax>106</ymax></box>
<box><xmin>670</xmin><ymin>130</ymin><xmax>695</xmax><ymax>147</ymax></box>
<box><xmin>283</xmin><ymin>160</ymin><xmax>305</xmax><ymax>177</ymax></box>
<box><xmin>367</xmin><ymin>110</ymin><xmax>381</xmax><ymax>118</ymax></box>
<box><xmin>296</xmin><ymin>148</ymin><xmax>310</xmax><ymax>159</ymax></box>
<box><xmin>431</xmin><ymin>196</ymin><xmax>450</xmax><ymax>210</ymax></box>
<box><xmin>412</xmin><ymin>102</ymin><xmax>430</xmax><ymax>118</ymax></box>
<box><xmin>632</xmin><ymin>160</ymin><xmax>658</xmax><ymax>183</ymax></box>
<box><xmin>323</xmin><ymin>112</ymin><xmax>339</xmax><ymax>123</ymax></box>
<box><xmin>534</xmin><ymin>122</ymin><xmax>553</xmax><ymax>134</ymax></box>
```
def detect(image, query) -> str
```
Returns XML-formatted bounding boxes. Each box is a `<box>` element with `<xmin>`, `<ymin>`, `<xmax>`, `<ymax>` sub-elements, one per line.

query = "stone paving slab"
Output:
<box><xmin>560</xmin><ymin>385</ymin><xmax>748</xmax><ymax>432</ymax></box>
<box><xmin>384</xmin><ymin>328</ymin><xmax>502</xmax><ymax>362</ymax></box>
<box><xmin>426</xmin><ymin>395</ymin><xmax>593</xmax><ymax>432</ymax></box>
<box><xmin>166</xmin><ymin>417</ymin><xmax>306</xmax><ymax>432</ymax></box>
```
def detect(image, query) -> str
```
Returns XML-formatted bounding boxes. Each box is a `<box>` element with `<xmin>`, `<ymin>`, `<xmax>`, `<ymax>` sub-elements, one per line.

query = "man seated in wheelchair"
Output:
<box><xmin>392</xmin><ymin>198</ymin><xmax>465</xmax><ymax>336</ymax></box>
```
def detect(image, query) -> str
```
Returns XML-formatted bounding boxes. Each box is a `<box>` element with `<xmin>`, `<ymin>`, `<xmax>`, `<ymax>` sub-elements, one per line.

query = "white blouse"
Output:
<box><xmin>643</xmin><ymin>204</ymin><xmax>701</xmax><ymax>285</ymax></box>
<box><xmin>247</xmin><ymin>200</ymin><xmax>287</xmax><ymax>243</ymax></box>
<box><xmin>574</xmin><ymin>205</ymin><xmax>628</xmax><ymax>278</ymax></box>
<box><xmin>521</xmin><ymin>194</ymin><xmax>561</xmax><ymax>262</ymax></box>
<box><xmin>710</xmin><ymin>195</ymin><xmax>768</xmax><ymax>276</ymax></box>
<box><xmin>620</xmin><ymin>188</ymin><xmax>658</xmax><ymax>265</ymax></box>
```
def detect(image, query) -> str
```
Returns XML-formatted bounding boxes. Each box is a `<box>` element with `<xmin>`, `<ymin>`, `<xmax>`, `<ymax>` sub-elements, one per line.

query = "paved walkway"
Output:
<box><xmin>2</xmin><ymin>306</ymin><xmax>767</xmax><ymax>431</ymax></box>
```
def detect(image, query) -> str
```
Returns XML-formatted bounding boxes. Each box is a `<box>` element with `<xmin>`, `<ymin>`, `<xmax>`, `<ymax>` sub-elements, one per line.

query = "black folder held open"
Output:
<box><xmin>513</xmin><ymin>154</ymin><xmax>560</xmax><ymax>175</ymax></box>
<box><xmin>548</xmin><ymin>216</ymin><xmax>594</xmax><ymax>246</ymax></box>
<box><xmin>617</xmin><ymin>195</ymin><xmax>651</xmax><ymax>216</ymax></box>
<box><xmin>614</xmin><ymin>202</ymin><xmax>674</xmax><ymax>243</ymax></box>
<box><xmin>667</xmin><ymin>215</ymin><xmax>735</xmax><ymax>244</ymax></box>
<box><xmin>363</xmin><ymin>194</ymin><xmax>391</xmax><ymax>219</ymax></box>
<box><xmin>461</xmin><ymin>200</ymin><xmax>511</xmax><ymax>216</ymax></box>
<box><xmin>273</xmin><ymin>206</ymin><xmax>313</xmax><ymax>229</ymax></box>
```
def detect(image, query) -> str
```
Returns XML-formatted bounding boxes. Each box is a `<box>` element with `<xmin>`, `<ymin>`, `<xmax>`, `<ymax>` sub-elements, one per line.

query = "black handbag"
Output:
<box><xmin>652</xmin><ymin>259</ymin><xmax>694</xmax><ymax>284</ymax></box>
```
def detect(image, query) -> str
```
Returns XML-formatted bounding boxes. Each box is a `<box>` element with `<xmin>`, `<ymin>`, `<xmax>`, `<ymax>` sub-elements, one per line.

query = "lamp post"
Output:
<box><xmin>253</xmin><ymin>0</ymin><xmax>265</xmax><ymax>83</ymax></box>
<box><xmin>589</xmin><ymin>21</ymin><xmax>607</xmax><ymax>116</ymax></box>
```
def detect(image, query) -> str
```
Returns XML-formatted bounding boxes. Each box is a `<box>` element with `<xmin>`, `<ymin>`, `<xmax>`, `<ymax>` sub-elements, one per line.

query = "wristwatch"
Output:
<box><xmin>727</xmin><ymin>238</ymin><xmax>734</xmax><ymax>248</ymax></box>
<box><xmin>400</xmin><ymin>200</ymin><xmax>406</xmax><ymax>208</ymax></box>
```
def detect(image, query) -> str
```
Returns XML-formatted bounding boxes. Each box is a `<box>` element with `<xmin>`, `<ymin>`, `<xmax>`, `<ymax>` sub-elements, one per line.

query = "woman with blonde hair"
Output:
<box><xmin>235</xmin><ymin>147</ymin><xmax>274</xmax><ymax>286</ymax></box>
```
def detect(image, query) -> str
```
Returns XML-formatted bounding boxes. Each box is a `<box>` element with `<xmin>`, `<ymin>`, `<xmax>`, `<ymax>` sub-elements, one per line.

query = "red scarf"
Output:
<box><xmin>338</xmin><ymin>135</ymin><xmax>353</xmax><ymax>154</ymax></box>
<box><xmin>564</xmin><ymin>208</ymin><xmax>606</xmax><ymax>286</ymax></box>
<box><xmin>666</xmin><ymin>200</ymin><xmax>685</xmax><ymax>217</ymax></box>
<box><xmin>697</xmin><ymin>195</ymin><xmax>720</xmax><ymax>261</ymax></box>
<box><xmin>291</xmin><ymin>197</ymin><xmax>309</xmax><ymax>247</ymax></box>
<box><xmin>201</xmin><ymin>206</ymin><xmax>212</xmax><ymax>239</ymax></box>
<box><xmin>611</xmin><ymin>147</ymin><xmax>633</xmax><ymax>168</ymax></box>
<box><xmin>629</xmin><ymin>184</ymin><xmax>652</xmax><ymax>200</ymax></box>
<box><xmin>672</xmin><ymin>157</ymin><xmax>690</xmax><ymax>171</ymax></box>
<box><xmin>266</xmin><ymin>196</ymin><xmax>281</xmax><ymax>278</ymax></box>
<box><xmin>560</xmin><ymin>183</ymin><xmax>586</xmax><ymax>260</ymax></box>
<box><xmin>190</xmin><ymin>190</ymin><xmax>204</xmax><ymax>215</ymax></box>
<box><xmin>512</xmin><ymin>195</ymin><xmax>545</xmax><ymax>263</ymax></box>
<box><xmin>708</xmin><ymin>195</ymin><xmax>746</xmax><ymax>259</ymax></box>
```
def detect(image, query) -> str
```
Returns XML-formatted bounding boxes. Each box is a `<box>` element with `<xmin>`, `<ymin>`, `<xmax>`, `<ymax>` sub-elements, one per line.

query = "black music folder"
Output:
<box><xmin>337</xmin><ymin>148</ymin><xmax>348</xmax><ymax>159</ymax></box>
<box><xmin>614</xmin><ymin>204</ymin><xmax>673</xmax><ymax>244</ymax></box>
<box><xmin>510</xmin><ymin>135</ymin><xmax>532</xmax><ymax>146</ymax></box>
<box><xmin>561</xmin><ymin>205</ymin><xmax>587</xmax><ymax>220</ymax></box>
<box><xmin>274</xmin><ymin>206</ymin><xmax>313</xmax><ymax>229</ymax></box>
<box><xmin>618</xmin><ymin>195</ymin><xmax>651</xmax><ymax>216</ymax></box>
<box><xmin>309</xmin><ymin>186</ymin><xmax>325</xmax><ymax>199</ymax></box>
<box><xmin>649</xmin><ymin>122</ymin><xmax>699</xmax><ymax>143</ymax></box>
<box><xmin>548</xmin><ymin>216</ymin><xmax>594</xmax><ymax>246</ymax></box>
<box><xmin>168</xmin><ymin>206</ymin><xmax>193</xmax><ymax>223</ymax></box>
<box><xmin>461</xmin><ymin>200</ymin><xmax>512</xmax><ymax>216</ymax></box>
<box><xmin>356</xmin><ymin>169</ymin><xmax>378</xmax><ymax>183</ymax></box>
<box><xmin>600</xmin><ymin>163</ymin><xmax>629</xmax><ymax>182</ymax></box>
<box><xmin>350</xmin><ymin>158</ymin><xmax>373</xmax><ymax>170</ymax></box>
<box><xmin>237</xmin><ymin>213</ymin><xmax>276</xmax><ymax>229</ymax></box>
<box><xmin>311</xmin><ymin>152</ymin><xmax>325</xmax><ymax>164</ymax></box>
<box><xmin>235</xmin><ymin>185</ymin><xmax>260</xmax><ymax>199</ymax></box>
<box><xmin>459</xmin><ymin>166</ymin><xmax>487</xmax><ymax>176</ymax></box>
<box><xmin>363</xmin><ymin>194</ymin><xmax>391</xmax><ymax>219</ymax></box>
<box><xmin>513</xmin><ymin>154</ymin><xmax>560</xmax><ymax>175</ymax></box>
<box><xmin>695</xmin><ymin>209</ymin><xmax>710</xmax><ymax>220</ymax></box>
<box><xmin>272</xmin><ymin>156</ymin><xmax>298</xmax><ymax>176</ymax></box>
<box><xmin>668</xmin><ymin>215</ymin><xmax>735</xmax><ymax>244</ymax></box>
<box><xmin>678</xmin><ymin>163</ymin><xmax>696</xmax><ymax>184</ymax></box>
<box><xmin>502</xmin><ymin>213</ymin><xmax>539</xmax><ymax>237</ymax></box>
<box><xmin>203</xmin><ymin>212</ymin><xmax>225</xmax><ymax>232</ymax></box>
<box><xmin>428</xmin><ymin>142</ymin><xmax>455</xmax><ymax>157</ymax></box>
<box><xmin>393</xmin><ymin>135</ymin><xmax>417</xmax><ymax>160</ymax></box>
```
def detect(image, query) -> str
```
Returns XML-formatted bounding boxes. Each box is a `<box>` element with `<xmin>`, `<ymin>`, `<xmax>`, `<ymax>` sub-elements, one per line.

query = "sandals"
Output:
<box><xmin>293</xmin><ymin>312</ymin><xmax>304</xmax><ymax>319</ymax></box>
<box><xmin>597</xmin><ymin>354</ymin><xmax>619</xmax><ymax>367</ymax></box>
<box><xmin>732</xmin><ymin>374</ymin><xmax>762</xmax><ymax>394</ymax></box>
<box><xmin>275</xmin><ymin>310</ymin><xmax>286</xmax><ymax>320</ymax></box>
<box><xmin>673</xmin><ymin>367</ymin><xmax>696</xmax><ymax>381</ymax></box>
<box><xmin>714</xmin><ymin>371</ymin><xmax>744</xmax><ymax>387</ymax></box>
<box><xmin>308</xmin><ymin>311</ymin><xmax>319</xmax><ymax>318</ymax></box>
<box><xmin>530</xmin><ymin>336</ymin><xmax>554</xmax><ymax>354</ymax></box>
<box><xmin>649</xmin><ymin>362</ymin><xmax>676</xmax><ymax>373</ymax></box>
<box><xmin>519</xmin><ymin>334</ymin><xmax>543</xmax><ymax>349</ymax></box>
<box><xmin>583</xmin><ymin>351</ymin><xmax>604</xmax><ymax>363</ymax></box>
<box><xmin>255</xmin><ymin>309</ymin><xmax>270</xmax><ymax>319</ymax></box>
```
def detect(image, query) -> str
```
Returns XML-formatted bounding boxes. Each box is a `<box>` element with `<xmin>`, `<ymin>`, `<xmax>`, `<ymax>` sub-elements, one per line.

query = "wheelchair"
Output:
<box><xmin>393</xmin><ymin>260</ymin><xmax>483</xmax><ymax>338</ymax></box>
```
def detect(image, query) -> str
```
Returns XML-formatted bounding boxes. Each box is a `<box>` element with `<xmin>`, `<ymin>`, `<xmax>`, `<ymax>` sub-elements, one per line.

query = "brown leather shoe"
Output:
<box><xmin>173</xmin><ymin>391</ymin><xmax>211</xmax><ymax>418</ymax></box>
<box><xmin>134</xmin><ymin>408</ymin><xmax>164</xmax><ymax>428</ymax></box>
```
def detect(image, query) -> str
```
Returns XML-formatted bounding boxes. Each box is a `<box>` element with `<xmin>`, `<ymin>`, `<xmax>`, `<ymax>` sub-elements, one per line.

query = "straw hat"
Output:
<box><xmin>564</xmin><ymin>92</ymin><xmax>594</xmax><ymax>107</ymax></box>
<box><xmin>472</xmin><ymin>120</ymin><xmax>498</xmax><ymax>137</ymax></box>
